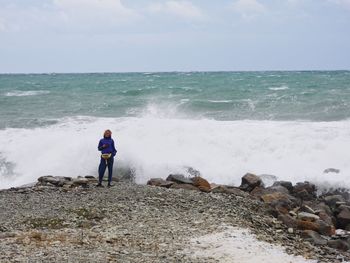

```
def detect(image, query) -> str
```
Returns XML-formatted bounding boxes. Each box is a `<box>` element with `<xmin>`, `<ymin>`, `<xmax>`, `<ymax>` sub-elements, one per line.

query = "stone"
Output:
<box><xmin>239</xmin><ymin>173</ymin><xmax>263</xmax><ymax>192</ymax></box>
<box><xmin>292</xmin><ymin>182</ymin><xmax>316</xmax><ymax>200</ymax></box>
<box><xmin>296</xmin><ymin>220</ymin><xmax>335</xmax><ymax>236</ymax></box>
<box><xmin>299</xmin><ymin>205</ymin><xmax>316</xmax><ymax>214</ymax></box>
<box><xmin>301</xmin><ymin>230</ymin><xmax>327</xmax><ymax>246</ymax></box>
<box><xmin>71</xmin><ymin>178</ymin><xmax>88</xmax><ymax>187</ymax></box>
<box><xmin>170</xmin><ymin>183</ymin><xmax>200</xmax><ymax>191</ymax></box>
<box><xmin>318</xmin><ymin>211</ymin><xmax>335</xmax><ymax>226</ymax></box>
<box><xmin>297</xmin><ymin>212</ymin><xmax>320</xmax><ymax>222</ymax></box>
<box><xmin>147</xmin><ymin>178</ymin><xmax>174</xmax><ymax>188</ymax></box>
<box><xmin>278</xmin><ymin>214</ymin><xmax>297</xmax><ymax>228</ymax></box>
<box><xmin>273</xmin><ymin>181</ymin><xmax>293</xmax><ymax>192</ymax></box>
<box><xmin>336</xmin><ymin>207</ymin><xmax>350</xmax><ymax>229</ymax></box>
<box><xmin>327</xmin><ymin>239</ymin><xmax>350</xmax><ymax>251</ymax></box>
<box><xmin>260</xmin><ymin>192</ymin><xmax>292</xmax><ymax>204</ymax></box>
<box><xmin>210</xmin><ymin>185</ymin><xmax>249</xmax><ymax>197</ymax></box>
<box><xmin>324</xmin><ymin>195</ymin><xmax>345</xmax><ymax>209</ymax></box>
<box><xmin>166</xmin><ymin>174</ymin><xmax>193</xmax><ymax>184</ymax></box>
<box><xmin>191</xmin><ymin>177</ymin><xmax>211</xmax><ymax>192</ymax></box>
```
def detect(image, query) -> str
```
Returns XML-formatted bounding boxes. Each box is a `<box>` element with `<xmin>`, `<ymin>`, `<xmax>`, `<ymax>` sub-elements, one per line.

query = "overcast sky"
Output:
<box><xmin>0</xmin><ymin>0</ymin><xmax>349</xmax><ymax>73</ymax></box>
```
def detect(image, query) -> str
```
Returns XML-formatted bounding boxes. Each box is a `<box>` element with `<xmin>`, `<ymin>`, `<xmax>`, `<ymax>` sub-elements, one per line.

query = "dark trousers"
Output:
<box><xmin>98</xmin><ymin>157</ymin><xmax>114</xmax><ymax>184</ymax></box>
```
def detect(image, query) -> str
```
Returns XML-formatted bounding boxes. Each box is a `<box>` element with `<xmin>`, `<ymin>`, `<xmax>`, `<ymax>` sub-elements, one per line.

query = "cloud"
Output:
<box><xmin>0</xmin><ymin>18</ymin><xmax>6</xmax><ymax>32</ymax></box>
<box><xmin>230</xmin><ymin>0</ymin><xmax>266</xmax><ymax>19</ymax></box>
<box><xmin>329</xmin><ymin>0</ymin><xmax>350</xmax><ymax>10</ymax></box>
<box><xmin>148</xmin><ymin>1</ymin><xmax>204</xmax><ymax>20</ymax></box>
<box><xmin>53</xmin><ymin>0</ymin><xmax>140</xmax><ymax>27</ymax></box>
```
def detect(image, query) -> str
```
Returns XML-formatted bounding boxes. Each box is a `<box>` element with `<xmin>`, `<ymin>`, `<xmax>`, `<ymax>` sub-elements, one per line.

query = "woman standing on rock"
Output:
<box><xmin>97</xmin><ymin>129</ymin><xmax>117</xmax><ymax>187</ymax></box>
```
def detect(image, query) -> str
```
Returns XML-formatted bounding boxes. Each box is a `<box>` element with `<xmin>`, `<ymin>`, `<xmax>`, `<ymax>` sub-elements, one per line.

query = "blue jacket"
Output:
<box><xmin>98</xmin><ymin>137</ymin><xmax>117</xmax><ymax>157</ymax></box>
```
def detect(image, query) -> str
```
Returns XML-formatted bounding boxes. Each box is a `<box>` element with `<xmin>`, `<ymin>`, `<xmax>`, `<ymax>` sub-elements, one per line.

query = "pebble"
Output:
<box><xmin>0</xmin><ymin>181</ymin><xmax>348</xmax><ymax>262</ymax></box>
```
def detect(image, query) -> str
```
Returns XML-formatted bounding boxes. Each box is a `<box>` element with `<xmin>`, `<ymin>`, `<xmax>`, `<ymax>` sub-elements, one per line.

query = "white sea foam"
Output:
<box><xmin>269</xmin><ymin>85</ymin><xmax>289</xmax><ymax>91</ymax></box>
<box><xmin>1</xmin><ymin>116</ymin><xmax>350</xmax><ymax>189</ymax></box>
<box><xmin>4</xmin><ymin>90</ymin><xmax>50</xmax><ymax>97</ymax></box>
<box><xmin>188</xmin><ymin>225</ymin><xmax>318</xmax><ymax>263</ymax></box>
<box><xmin>208</xmin><ymin>100</ymin><xmax>233</xmax><ymax>103</ymax></box>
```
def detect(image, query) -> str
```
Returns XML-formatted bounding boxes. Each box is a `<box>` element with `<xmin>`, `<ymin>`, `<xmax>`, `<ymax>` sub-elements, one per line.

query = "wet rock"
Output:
<box><xmin>170</xmin><ymin>183</ymin><xmax>200</xmax><ymax>191</ymax></box>
<box><xmin>239</xmin><ymin>173</ymin><xmax>263</xmax><ymax>192</ymax></box>
<box><xmin>297</xmin><ymin>220</ymin><xmax>335</xmax><ymax>236</ymax></box>
<box><xmin>318</xmin><ymin>211</ymin><xmax>335</xmax><ymax>226</ymax></box>
<box><xmin>210</xmin><ymin>185</ymin><xmax>249</xmax><ymax>197</ymax></box>
<box><xmin>260</xmin><ymin>192</ymin><xmax>292</xmax><ymax>205</ymax></box>
<box><xmin>292</xmin><ymin>182</ymin><xmax>316</xmax><ymax>201</ymax></box>
<box><xmin>147</xmin><ymin>178</ymin><xmax>174</xmax><ymax>188</ymax></box>
<box><xmin>336</xmin><ymin>207</ymin><xmax>350</xmax><ymax>229</ymax></box>
<box><xmin>166</xmin><ymin>174</ymin><xmax>193</xmax><ymax>184</ymax></box>
<box><xmin>324</xmin><ymin>195</ymin><xmax>345</xmax><ymax>210</ymax></box>
<box><xmin>37</xmin><ymin>176</ymin><xmax>70</xmax><ymax>187</ymax></box>
<box><xmin>299</xmin><ymin>205</ymin><xmax>316</xmax><ymax>214</ymax></box>
<box><xmin>327</xmin><ymin>239</ymin><xmax>350</xmax><ymax>251</ymax></box>
<box><xmin>301</xmin><ymin>230</ymin><xmax>327</xmax><ymax>246</ymax></box>
<box><xmin>297</xmin><ymin>212</ymin><xmax>320</xmax><ymax>222</ymax></box>
<box><xmin>278</xmin><ymin>214</ymin><xmax>297</xmax><ymax>228</ymax></box>
<box><xmin>273</xmin><ymin>181</ymin><xmax>293</xmax><ymax>192</ymax></box>
<box><xmin>71</xmin><ymin>178</ymin><xmax>88</xmax><ymax>187</ymax></box>
<box><xmin>191</xmin><ymin>177</ymin><xmax>211</xmax><ymax>192</ymax></box>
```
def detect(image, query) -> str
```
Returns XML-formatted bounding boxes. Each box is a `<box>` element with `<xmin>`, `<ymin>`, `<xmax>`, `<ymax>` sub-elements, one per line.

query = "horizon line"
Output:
<box><xmin>0</xmin><ymin>69</ymin><xmax>349</xmax><ymax>75</ymax></box>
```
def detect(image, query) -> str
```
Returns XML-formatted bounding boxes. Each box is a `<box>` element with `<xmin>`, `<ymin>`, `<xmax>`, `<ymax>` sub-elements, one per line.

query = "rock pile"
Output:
<box><xmin>148</xmin><ymin>172</ymin><xmax>350</xmax><ymax>253</ymax></box>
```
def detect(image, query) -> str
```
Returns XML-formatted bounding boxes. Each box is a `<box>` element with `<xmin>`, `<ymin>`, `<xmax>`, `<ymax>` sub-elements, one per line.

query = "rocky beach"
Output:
<box><xmin>1</xmin><ymin>173</ymin><xmax>350</xmax><ymax>263</ymax></box>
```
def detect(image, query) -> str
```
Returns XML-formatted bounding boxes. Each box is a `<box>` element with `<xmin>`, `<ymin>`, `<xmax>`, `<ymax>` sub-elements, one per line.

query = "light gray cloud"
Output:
<box><xmin>53</xmin><ymin>0</ymin><xmax>141</xmax><ymax>28</ymax></box>
<box><xmin>230</xmin><ymin>0</ymin><xmax>266</xmax><ymax>19</ymax></box>
<box><xmin>329</xmin><ymin>0</ymin><xmax>350</xmax><ymax>10</ymax></box>
<box><xmin>148</xmin><ymin>1</ymin><xmax>204</xmax><ymax>20</ymax></box>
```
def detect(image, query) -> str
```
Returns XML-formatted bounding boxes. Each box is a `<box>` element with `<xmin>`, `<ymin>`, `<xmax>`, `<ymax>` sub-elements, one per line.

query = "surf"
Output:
<box><xmin>1</xmin><ymin>115</ymin><xmax>350</xmax><ymax>190</ymax></box>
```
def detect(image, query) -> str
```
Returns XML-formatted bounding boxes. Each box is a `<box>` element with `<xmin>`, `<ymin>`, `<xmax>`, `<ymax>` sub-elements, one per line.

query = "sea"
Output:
<box><xmin>1</xmin><ymin>71</ymin><xmax>350</xmax><ymax>189</ymax></box>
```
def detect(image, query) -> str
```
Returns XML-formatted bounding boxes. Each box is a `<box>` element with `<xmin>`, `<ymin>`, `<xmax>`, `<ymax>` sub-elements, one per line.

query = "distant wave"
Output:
<box><xmin>5</xmin><ymin>90</ymin><xmax>50</xmax><ymax>97</ymax></box>
<box><xmin>269</xmin><ymin>86</ymin><xmax>289</xmax><ymax>91</ymax></box>
<box><xmin>208</xmin><ymin>100</ymin><xmax>233</xmax><ymax>103</ymax></box>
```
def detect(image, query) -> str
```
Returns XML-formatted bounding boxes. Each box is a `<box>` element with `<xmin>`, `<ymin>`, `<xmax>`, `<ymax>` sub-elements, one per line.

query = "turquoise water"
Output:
<box><xmin>1</xmin><ymin>71</ymin><xmax>350</xmax><ymax>129</ymax></box>
<box><xmin>2</xmin><ymin>71</ymin><xmax>350</xmax><ymax>189</ymax></box>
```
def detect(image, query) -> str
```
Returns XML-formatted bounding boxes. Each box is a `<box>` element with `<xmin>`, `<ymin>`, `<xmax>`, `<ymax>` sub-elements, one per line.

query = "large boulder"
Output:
<box><xmin>260</xmin><ymin>192</ymin><xmax>292</xmax><ymax>204</ymax></box>
<box><xmin>297</xmin><ymin>212</ymin><xmax>320</xmax><ymax>222</ymax></box>
<box><xmin>323</xmin><ymin>195</ymin><xmax>346</xmax><ymax>210</ymax></box>
<box><xmin>273</xmin><ymin>181</ymin><xmax>293</xmax><ymax>192</ymax></box>
<box><xmin>296</xmin><ymin>219</ymin><xmax>335</xmax><ymax>236</ymax></box>
<box><xmin>166</xmin><ymin>174</ymin><xmax>193</xmax><ymax>184</ymax></box>
<box><xmin>292</xmin><ymin>182</ymin><xmax>317</xmax><ymax>201</ymax></box>
<box><xmin>37</xmin><ymin>176</ymin><xmax>71</xmax><ymax>187</ymax></box>
<box><xmin>239</xmin><ymin>173</ymin><xmax>263</xmax><ymax>192</ymax></box>
<box><xmin>191</xmin><ymin>176</ymin><xmax>211</xmax><ymax>192</ymax></box>
<box><xmin>336</xmin><ymin>206</ymin><xmax>350</xmax><ymax>229</ymax></box>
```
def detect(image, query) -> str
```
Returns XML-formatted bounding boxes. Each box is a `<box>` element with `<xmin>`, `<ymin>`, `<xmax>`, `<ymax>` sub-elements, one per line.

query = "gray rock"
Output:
<box><xmin>273</xmin><ymin>181</ymin><xmax>293</xmax><ymax>192</ymax></box>
<box><xmin>239</xmin><ymin>173</ymin><xmax>263</xmax><ymax>192</ymax></box>
<box><xmin>301</xmin><ymin>230</ymin><xmax>327</xmax><ymax>246</ymax></box>
<box><xmin>147</xmin><ymin>178</ymin><xmax>174</xmax><ymax>188</ymax></box>
<box><xmin>166</xmin><ymin>174</ymin><xmax>193</xmax><ymax>184</ymax></box>
<box><xmin>298</xmin><ymin>212</ymin><xmax>320</xmax><ymax>222</ymax></box>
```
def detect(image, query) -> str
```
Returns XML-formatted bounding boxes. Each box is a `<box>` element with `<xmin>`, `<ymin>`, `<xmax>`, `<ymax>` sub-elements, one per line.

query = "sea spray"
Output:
<box><xmin>1</xmin><ymin>116</ymin><xmax>350</xmax><ymax>189</ymax></box>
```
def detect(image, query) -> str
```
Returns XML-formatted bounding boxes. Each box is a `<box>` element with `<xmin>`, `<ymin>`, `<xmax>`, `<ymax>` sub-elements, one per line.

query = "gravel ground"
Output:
<box><xmin>0</xmin><ymin>182</ymin><xmax>349</xmax><ymax>262</ymax></box>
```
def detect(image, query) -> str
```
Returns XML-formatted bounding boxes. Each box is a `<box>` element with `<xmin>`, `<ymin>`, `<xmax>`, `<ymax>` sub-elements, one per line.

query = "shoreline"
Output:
<box><xmin>1</xmin><ymin>175</ymin><xmax>350</xmax><ymax>262</ymax></box>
